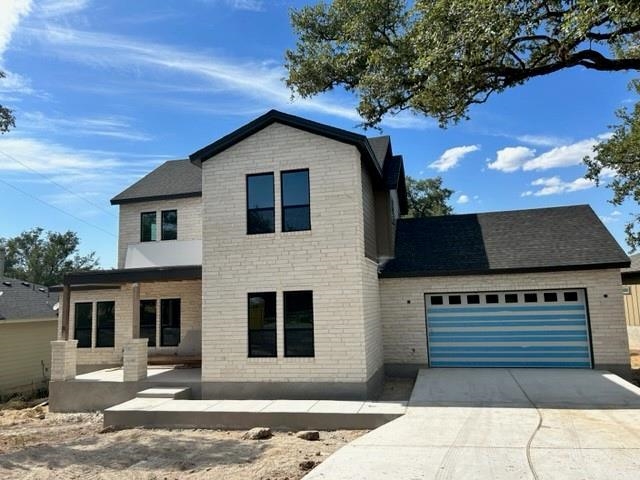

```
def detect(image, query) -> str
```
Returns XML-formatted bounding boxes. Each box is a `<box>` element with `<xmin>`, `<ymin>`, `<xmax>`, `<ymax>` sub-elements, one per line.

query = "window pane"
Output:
<box><xmin>160</xmin><ymin>299</ymin><xmax>181</xmax><ymax>346</ymax></box>
<box><xmin>430</xmin><ymin>296</ymin><xmax>443</xmax><ymax>305</ymax></box>
<box><xmin>448</xmin><ymin>295</ymin><xmax>461</xmax><ymax>305</ymax></box>
<box><xmin>161</xmin><ymin>210</ymin><xmax>177</xmax><ymax>241</ymax></box>
<box><xmin>74</xmin><ymin>302</ymin><xmax>92</xmax><ymax>348</ymax></box>
<box><xmin>284</xmin><ymin>291</ymin><xmax>314</xmax><ymax>357</ymax></box>
<box><xmin>283</xmin><ymin>206</ymin><xmax>310</xmax><ymax>232</ymax></box>
<box><xmin>282</xmin><ymin>170</ymin><xmax>310</xmax><ymax>232</ymax></box>
<box><xmin>248</xmin><ymin>292</ymin><xmax>277</xmax><ymax>357</ymax></box>
<box><xmin>524</xmin><ymin>293</ymin><xmax>538</xmax><ymax>303</ymax></box>
<box><xmin>467</xmin><ymin>295</ymin><xmax>480</xmax><ymax>304</ymax></box>
<box><xmin>141</xmin><ymin>212</ymin><xmax>157</xmax><ymax>242</ymax></box>
<box><xmin>96</xmin><ymin>301</ymin><xmax>115</xmax><ymax>348</ymax></box>
<box><xmin>505</xmin><ymin>294</ymin><xmax>518</xmax><ymax>303</ymax></box>
<box><xmin>486</xmin><ymin>294</ymin><xmax>499</xmax><ymax>304</ymax></box>
<box><xmin>140</xmin><ymin>300</ymin><xmax>157</xmax><ymax>347</ymax></box>
<box><xmin>564</xmin><ymin>291</ymin><xmax>578</xmax><ymax>302</ymax></box>
<box><xmin>544</xmin><ymin>292</ymin><xmax>558</xmax><ymax>302</ymax></box>
<box><xmin>247</xmin><ymin>173</ymin><xmax>274</xmax><ymax>234</ymax></box>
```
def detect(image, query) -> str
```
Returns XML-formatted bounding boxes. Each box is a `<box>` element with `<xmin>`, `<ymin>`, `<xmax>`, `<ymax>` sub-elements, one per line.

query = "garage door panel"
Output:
<box><xmin>426</xmin><ymin>289</ymin><xmax>592</xmax><ymax>369</ymax></box>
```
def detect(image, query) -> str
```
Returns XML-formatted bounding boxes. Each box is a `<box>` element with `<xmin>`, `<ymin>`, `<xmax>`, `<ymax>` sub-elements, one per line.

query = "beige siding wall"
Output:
<box><xmin>58</xmin><ymin>280</ymin><xmax>202</xmax><ymax>366</ymax></box>
<box><xmin>201</xmin><ymin>122</ymin><xmax>382</xmax><ymax>384</ymax></box>
<box><xmin>380</xmin><ymin>269</ymin><xmax>629</xmax><ymax>369</ymax></box>
<box><xmin>362</xmin><ymin>164</ymin><xmax>377</xmax><ymax>260</ymax></box>
<box><xmin>0</xmin><ymin>319</ymin><xmax>57</xmax><ymax>396</ymax></box>
<box><xmin>117</xmin><ymin>197</ymin><xmax>202</xmax><ymax>268</ymax></box>
<box><xmin>363</xmin><ymin>259</ymin><xmax>383</xmax><ymax>378</ymax></box>
<box><xmin>623</xmin><ymin>284</ymin><xmax>640</xmax><ymax>326</ymax></box>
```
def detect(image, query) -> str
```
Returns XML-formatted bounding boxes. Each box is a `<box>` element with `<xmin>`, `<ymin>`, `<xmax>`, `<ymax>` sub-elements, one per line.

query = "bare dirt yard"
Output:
<box><xmin>0</xmin><ymin>379</ymin><xmax>414</xmax><ymax>480</ymax></box>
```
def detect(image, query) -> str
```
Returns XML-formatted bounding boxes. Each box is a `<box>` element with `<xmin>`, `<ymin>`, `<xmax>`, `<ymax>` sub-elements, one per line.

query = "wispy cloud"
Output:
<box><xmin>457</xmin><ymin>194</ymin><xmax>469</xmax><ymax>204</ymax></box>
<box><xmin>225</xmin><ymin>0</ymin><xmax>264</xmax><ymax>11</ymax></box>
<box><xmin>0</xmin><ymin>0</ymin><xmax>32</xmax><ymax>59</ymax></box>
<box><xmin>23</xmin><ymin>25</ymin><xmax>429</xmax><ymax>130</ymax></box>
<box><xmin>514</xmin><ymin>134</ymin><xmax>570</xmax><ymax>147</ymax></box>
<box><xmin>429</xmin><ymin>145</ymin><xmax>480</xmax><ymax>172</ymax></box>
<box><xmin>487</xmin><ymin>146</ymin><xmax>535</xmax><ymax>173</ymax></box>
<box><xmin>35</xmin><ymin>0</ymin><xmax>90</xmax><ymax>18</ymax></box>
<box><xmin>20</xmin><ymin>111</ymin><xmax>153</xmax><ymax>141</ymax></box>
<box><xmin>600</xmin><ymin>210</ymin><xmax>623</xmax><ymax>224</ymax></box>
<box><xmin>521</xmin><ymin>176</ymin><xmax>594</xmax><ymax>197</ymax></box>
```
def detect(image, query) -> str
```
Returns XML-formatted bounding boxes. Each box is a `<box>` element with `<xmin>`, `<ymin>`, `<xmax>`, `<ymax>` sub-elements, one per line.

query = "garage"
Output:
<box><xmin>426</xmin><ymin>289</ymin><xmax>592</xmax><ymax>368</ymax></box>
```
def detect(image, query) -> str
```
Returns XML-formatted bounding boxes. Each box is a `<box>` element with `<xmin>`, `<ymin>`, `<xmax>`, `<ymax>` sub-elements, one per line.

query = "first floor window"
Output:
<box><xmin>284</xmin><ymin>291</ymin><xmax>314</xmax><ymax>357</ymax></box>
<box><xmin>141</xmin><ymin>211</ymin><xmax>157</xmax><ymax>242</ymax></box>
<box><xmin>248</xmin><ymin>292</ymin><xmax>277</xmax><ymax>357</ymax></box>
<box><xmin>140</xmin><ymin>299</ymin><xmax>157</xmax><ymax>347</ymax></box>
<box><xmin>96</xmin><ymin>301</ymin><xmax>115</xmax><ymax>348</ymax></box>
<box><xmin>160</xmin><ymin>298</ymin><xmax>181</xmax><ymax>346</ymax></box>
<box><xmin>161</xmin><ymin>210</ymin><xmax>177</xmax><ymax>240</ymax></box>
<box><xmin>74</xmin><ymin>302</ymin><xmax>92</xmax><ymax>348</ymax></box>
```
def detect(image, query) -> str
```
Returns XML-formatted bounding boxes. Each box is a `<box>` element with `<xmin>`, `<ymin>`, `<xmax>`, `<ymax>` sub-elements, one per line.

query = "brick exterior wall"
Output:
<box><xmin>58</xmin><ymin>280</ymin><xmax>201</xmax><ymax>367</ymax></box>
<box><xmin>117</xmin><ymin>197</ymin><xmax>202</xmax><ymax>268</ymax></box>
<box><xmin>362</xmin><ymin>163</ymin><xmax>377</xmax><ymax>261</ymax></box>
<box><xmin>200</xmin><ymin>122</ymin><xmax>383</xmax><ymax>385</ymax></box>
<box><xmin>380</xmin><ymin>268</ymin><xmax>630</xmax><ymax>371</ymax></box>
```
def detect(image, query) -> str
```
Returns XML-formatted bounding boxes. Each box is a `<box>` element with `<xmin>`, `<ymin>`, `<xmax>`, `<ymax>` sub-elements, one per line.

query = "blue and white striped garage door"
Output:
<box><xmin>426</xmin><ymin>290</ymin><xmax>592</xmax><ymax>368</ymax></box>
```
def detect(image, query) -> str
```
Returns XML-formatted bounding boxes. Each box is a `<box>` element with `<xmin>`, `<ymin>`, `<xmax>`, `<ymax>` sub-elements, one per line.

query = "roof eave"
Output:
<box><xmin>110</xmin><ymin>191</ymin><xmax>202</xmax><ymax>206</ymax></box>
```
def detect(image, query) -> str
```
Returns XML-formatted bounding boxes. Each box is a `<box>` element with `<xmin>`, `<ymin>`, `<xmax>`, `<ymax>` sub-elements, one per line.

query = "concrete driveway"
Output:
<box><xmin>305</xmin><ymin>369</ymin><xmax>640</xmax><ymax>479</ymax></box>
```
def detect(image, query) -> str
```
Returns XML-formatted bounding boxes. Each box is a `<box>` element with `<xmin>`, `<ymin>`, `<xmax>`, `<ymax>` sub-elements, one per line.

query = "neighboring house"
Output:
<box><xmin>0</xmin><ymin>266</ymin><xmax>59</xmax><ymax>398</ymax></box>
<box><xmin>52</xmin><ymin>110</ymin><xmax>631</xmax><ymax>401</ymax></box>
<box><xmin>621</xmin><ymin>253</ymin><xmax>640</xmax><ymax>351</ymax></box>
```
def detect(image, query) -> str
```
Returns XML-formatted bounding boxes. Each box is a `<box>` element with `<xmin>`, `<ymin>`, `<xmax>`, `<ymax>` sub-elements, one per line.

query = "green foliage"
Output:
<box><xmin>405</xmin><ymin>175</ymin><xmax>454</xmax><ymax>218</ymax></box>
<box><xmin>286</xmin><ymin>0</ymin><xmax>640</xmax><ymax>127</ymax></box>
<box><xmin>0</xmin><ymin>71</ymin><xmax>15</xmax><ymax>133</ymax></box>
<box><xmin>0</xmin><ymin>228</ymin><xmax>99</xmax><ymax>285</ymax></box>
<box><xmin>585</xmin><ymin>80</ymin><xmax>640</xmax><ymax>251</ymax></box>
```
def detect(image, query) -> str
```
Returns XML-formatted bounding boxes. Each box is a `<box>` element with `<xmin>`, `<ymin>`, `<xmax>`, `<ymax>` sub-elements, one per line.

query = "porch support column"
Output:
<box><xmin>131</xmin><ymin>282</ymin><xmax>140</xmax><ymax>339</ymax></box>
<box><xmin>61</xmin><ymin>284</ymin><xmax>71</xmax><ymax>340</ymax></box>
<box><xmin>50</xmin><ymin>340</ymin><xmax>77</xmax><ymax>381</ymax></box>
<box><xmin>123</xmin><ymin>338</ymin><xmax>148</xmax><ymax>381</ymax></box>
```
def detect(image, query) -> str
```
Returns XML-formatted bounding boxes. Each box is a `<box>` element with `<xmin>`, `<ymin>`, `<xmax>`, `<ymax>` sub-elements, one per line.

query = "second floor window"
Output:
<box><xmin>161</xmin><ymin>210</ymin><xmax>178</xmax><ymax>240</ymax></box>
<box><xmin>281</xmin><ymin>169</ymin><xmax>310</xmax><ymax>232</ymax></box>
<box><xmin>141</xmin><ymin>212</ymin><xmax>157</xmax><ymax>242</ymax></box>
<box><xmin>247</xmin><ymin>173</ymin><xmax>275</xmax><ymax>234</ymax></box>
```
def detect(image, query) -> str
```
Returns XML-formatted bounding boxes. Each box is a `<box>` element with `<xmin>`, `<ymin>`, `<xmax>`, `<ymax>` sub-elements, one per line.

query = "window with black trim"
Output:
<box><xmin>160</xmin><ymin>298</ymin><xmax>181</xmax><ymax>346</ymax></box>
<box><xmin>74</xmin><ymin>302</ymin><xmax>92</xmax><ymax>348</ymax></box>
<box><xmin>161</xmin><ymin>210</ymin><xmax>177</xmax><ymax>240</ymax></box>
<box><xmin>448</xmin><ymin>295</ymin><xmax>461</xmax><ymax>305</ymax></box>
<box><xmin>247</xmin><ymin>173</ymin><xmax>275</xmax><ymax>234</ymax></box>
<box><xmin>486</xmin><ymin>294</ymin><xmax>499</xmax><ymax>304</ymax></box>
<box><xmin>281</xmin><ymin>169</ymin><xmax>310</xmax><ymax>232</ymax></box>
<box><xmin>141</xmin><ymin>212</ymin><xmax>157</xmax><ymax>242</ymax></box>
<box><xmin>524</xmin><ymin>293</ymin><xmax>538</xmax><ymax>303</ymax></box>
<box><xmin>96</xmin><ymin>301</ymin><xmax>115</xmax><ymax>347</ymax></box>
<box><xmin>248</xmin><ymin>292</ymin><xmax>276</xmax><ymax>357</ymax></box>
<box><xmin>430</xmin><ymin>296</ymin><xmax>443</xmax><ymax>305</ymax></box>
<box><xmin>140</xmin><ymin>300</ymin><xmax>157</xmax><ymax>347</ymax></box>
<box><xmin>467</xmin><ymin>295</ymin><xmax>480</xmax><ymax>304</ymax></box>
<box><xmin>505</xmin><ymin>294</ymin><xmax>518</xmax><ymax>303</ymax></box>
<box><xmin>564</xmin><ymin>291</ymin><xmax>578</xmax><ymax>302</ymax></box>
<box><xmin>284</xmin><ymin>291</ymin><xmax>314</xmax><ymax>357</ymax></box>
<box><xmin>544</xmin><ymin>292</ymin><xmax>558</xmax><ymax>302</ymax></box>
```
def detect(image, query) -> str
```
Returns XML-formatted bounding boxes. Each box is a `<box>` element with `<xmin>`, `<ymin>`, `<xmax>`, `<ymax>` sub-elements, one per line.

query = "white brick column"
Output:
<box><xmin>123</xmin><ymin>338</ymin><xmax>148</xmax><ymax>381</ymax></box>
<box><xmin>50</xmin><ymin>340</ymin><xmax>78</xmax><ymax>381</ymax></box>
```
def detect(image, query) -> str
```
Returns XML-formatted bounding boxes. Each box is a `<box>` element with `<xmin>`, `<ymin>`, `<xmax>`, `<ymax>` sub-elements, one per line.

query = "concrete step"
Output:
<box><xmin>104</xmin><ymin>398</ymin><xmax>406</xmax><ymax>431</ymax></box>
<box><xmin>136</xmin><ymin>387</ymin><xmax>191</xmax><ymax>400</ymax></box>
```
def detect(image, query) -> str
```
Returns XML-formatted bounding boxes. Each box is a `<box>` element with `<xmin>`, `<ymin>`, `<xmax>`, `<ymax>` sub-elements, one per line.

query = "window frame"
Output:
<box><xmin>74</xmin><ymin>302</ymin><xmax>93</xmax><ymax>348</ymax></box>
<box><xmin>160</xmin><ymin>298</ymin><xmax>181</xmax><ymax>347</ymax></box>
<box><xmin>140</xmin><ymin>211</ymin><xmax>157</xmax><ymax>242</ymax></box>
<box><xmin>95</xmin><ymin>301</ymin><xmax>115</xmax><ymax>348</ymax></box>
<box><xmin>280</xmin><ymin>169</ymin><xmax>311</xmax><ymax>232</ymax></box>
<box><xmin>248</xmin><ymin>292</ymin><xmax>277</xmax><ymax>358</ymax></box>
<box><xmin>161</xmin><ymin>209</ymin><xmax>178</xmax><ymax>241</ymax></box>
<box><xmin>246</xmin><ymin>172</ymin><xmax>275</xmax><ymax>235</ymax></box>
<box><xmin>283</xmin><ymin>290</ymin><xmax>315</xmax><ymax>358</ymax></box>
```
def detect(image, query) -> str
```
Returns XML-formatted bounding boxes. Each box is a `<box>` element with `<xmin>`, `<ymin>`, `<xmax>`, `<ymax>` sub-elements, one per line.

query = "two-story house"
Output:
<box><xmin>51</xmin><ymin>110</ymin><xmax>631</xmax><ymax>407</ymax></box>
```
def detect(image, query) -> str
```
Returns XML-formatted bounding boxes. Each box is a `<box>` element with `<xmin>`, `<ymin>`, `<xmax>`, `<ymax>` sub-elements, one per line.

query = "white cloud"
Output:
<box><xmin>457</xmin><ymin>194</ymin><xmax>469</xmax><ymax>204</ymax></box>
<box><xmin>0</xmin><ymin>0</ymin><xmax>32</xmax><ymax>59</ymax></box>
<box><xmin>428</xmin><ymin>145</ymin><xmax>480</xmax><ymax>172</ymax></box>
<box><xmin>611</xmin><ymin>210</ymin><xmax>622</xmax><ymax>216</ymax></box>
<box><xmin>36</xmin><ymin>0</ymin><xmax>90</xmax><ymax>18</ymax></box>
<box><xmin>487</xmin><ymin>146</ymin><xmax>535</xmax><ymax>173</ymax></box>
<box><xmin>523</xmin><ymin>176</ymin><xmax>595</xmax><ymax>196</ymax></box>
<box><xmin>522</xmin><ymin>138</ymin><xmax>599</xmax><ymax>171</ymax></box>
<box><xmin>225</xmin><ymin>0</ymin><xmax>264</xmax><ymax>11</ymax></box>
<box><xmin>515</xmin><ymin>134</ymin><xmax>569</xmax><ymax>147</ymax></box>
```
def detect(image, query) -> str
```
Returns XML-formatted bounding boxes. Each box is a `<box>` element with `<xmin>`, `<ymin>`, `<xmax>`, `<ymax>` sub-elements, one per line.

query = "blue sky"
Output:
<box><xmin>0</xmin><ymin>0</ymin><xmax>637</xmax><ymax>269</ymax></box>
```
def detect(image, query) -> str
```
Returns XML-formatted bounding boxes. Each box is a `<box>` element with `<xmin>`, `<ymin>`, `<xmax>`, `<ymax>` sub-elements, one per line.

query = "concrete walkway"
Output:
<box><xmin>305</xmin><ymin>369</ymin><xmax>640</xmax><ymax>480</ymax></box>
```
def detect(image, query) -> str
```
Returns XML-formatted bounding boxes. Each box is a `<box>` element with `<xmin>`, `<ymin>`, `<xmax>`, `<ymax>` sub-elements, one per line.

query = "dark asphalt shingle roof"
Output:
<box><xmin>110</xmin><ymin>159</ymin><xmax>202</xmax><ymax>205</ymax></box>
<box><xmin>380</xmin><ymin>205</ymin><xmax>630</xmax><ymax>278</ymax></box>
<box><xmin>367</xmin><ymin>136</ymin><xmax>390</xmax><ymax>170</ymax></box>
<box><xmin>0</xmin><ymin>277</ymin><xmax>59</xmax><ymax>320</ymax></box>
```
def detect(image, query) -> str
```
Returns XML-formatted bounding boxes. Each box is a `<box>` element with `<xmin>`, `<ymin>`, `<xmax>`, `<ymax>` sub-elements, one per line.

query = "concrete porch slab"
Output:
<box><xmin>103</xmin><ymin>397</ymin><xmax>406</xmax><ymax>431</ymax></box>
<box><xmin>136</xmin><ymin>387</ymin><xmax>191</xmax><ymax>399</ymax></box>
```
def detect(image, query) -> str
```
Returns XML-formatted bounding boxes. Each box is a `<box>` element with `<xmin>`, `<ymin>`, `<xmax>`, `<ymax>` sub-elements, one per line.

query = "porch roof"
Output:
<box><xmin>50</xmin><ymin>265</ymin><xmax>202</xmax><ymax>291</ymax></box>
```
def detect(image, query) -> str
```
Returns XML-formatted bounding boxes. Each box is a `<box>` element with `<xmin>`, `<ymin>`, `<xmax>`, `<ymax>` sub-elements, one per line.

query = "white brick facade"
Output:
<box><xmin>201</xmin><ymin>123</ymin><xmax>383</xmax><ymax>386</ymax></box>
<box><xmin>380</xmin><ymin>269</ymin><xmax>630</xmax><ymax>371</ymax></box>
<box><xmin>117</xmin><ymin>197</ymin><xmax>202</xmax><ymax>268</ymax></box>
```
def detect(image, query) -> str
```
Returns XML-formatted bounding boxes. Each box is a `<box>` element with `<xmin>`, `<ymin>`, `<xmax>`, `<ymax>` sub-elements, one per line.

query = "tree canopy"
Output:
<box><xmin>286</xmin><ymin>0</ymin><xmax>640</xmax><ymax>128</ymax></box>
<box><xmin>0</xmin><ymin>228</ymin><xmax>99</xmax><ymax>286</ymax></box>
<box><xmin>405</xmin><ymin>175</ymin><xmax>454</xmax><ymax>217</ymax></box>
<box><xmin>0</xmin><ymin>70</ymin><xmax>15</xmax><ymax>133</ymax></box>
